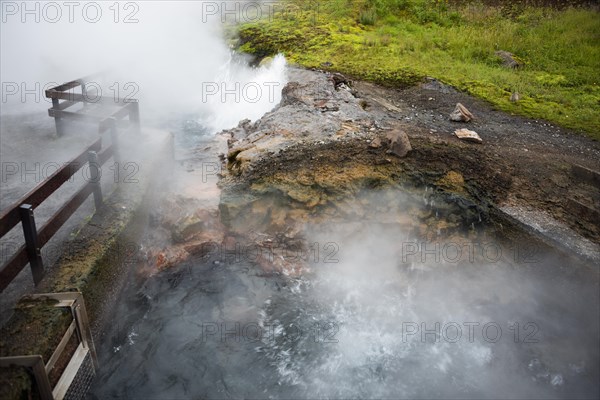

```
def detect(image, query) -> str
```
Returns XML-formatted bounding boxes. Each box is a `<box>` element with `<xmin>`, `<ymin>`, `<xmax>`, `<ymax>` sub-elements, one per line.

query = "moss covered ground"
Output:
<box><xmin>235</xmin><ymin>0</ymin><xmax>600</xmax><ymax>138</ymax></box>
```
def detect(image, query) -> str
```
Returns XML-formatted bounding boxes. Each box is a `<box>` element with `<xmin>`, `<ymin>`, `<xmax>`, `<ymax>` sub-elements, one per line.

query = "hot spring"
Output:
<box><xmin>87</xmin><ymin>126</ymin><xmax>599</xmax><ymax>400</ymax></box>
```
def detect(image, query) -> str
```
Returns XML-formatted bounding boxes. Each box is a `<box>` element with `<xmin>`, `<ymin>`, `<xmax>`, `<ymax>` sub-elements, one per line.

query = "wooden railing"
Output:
<box><xmin>0</xmin><ymin>75</ymin><xmax>139</xmax><ymax>292</ymax></box>
<box><xmin>46</xmin><ymin>76</ymin><xmax>140</xmax><ymax>137</ymax></box>
<box><xmin>0</xmin><ymin>136</ymin><xmax>115</xmax><ymax>291</ymax></box>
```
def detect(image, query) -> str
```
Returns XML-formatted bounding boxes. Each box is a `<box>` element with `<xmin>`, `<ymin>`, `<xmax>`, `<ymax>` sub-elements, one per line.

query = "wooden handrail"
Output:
<box><xmin>0</xmin><ymin>139</ymin><xmax>115</xmax><ymax>291</ymax></box>
<box><xmin>46</xmin><ymin>75</ymin><xmax>139</xmax><ymax>137</ymax></box>
<box><xmin>0</xmin><ymin>74</ymin><xmax>137</xmax><ymax>291</ymax></box>
<box><xmin>0</xmin><ymin>137</ymin><xmax>101</xmax><ymax>238</ymax></box>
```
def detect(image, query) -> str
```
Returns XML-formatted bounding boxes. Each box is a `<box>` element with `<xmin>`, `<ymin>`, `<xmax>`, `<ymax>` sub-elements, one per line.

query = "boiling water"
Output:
<box><xmin>88</xmin><ymin>191</ymin><xmax>599</xmax><ymax>399</ymax></box>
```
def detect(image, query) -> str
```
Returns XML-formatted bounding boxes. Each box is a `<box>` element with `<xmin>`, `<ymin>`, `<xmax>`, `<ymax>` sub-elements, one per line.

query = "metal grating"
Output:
<box><xmin>63</xmin><ymin>352</ymin><xmax>95</xmax><ymax>400</ymax></box>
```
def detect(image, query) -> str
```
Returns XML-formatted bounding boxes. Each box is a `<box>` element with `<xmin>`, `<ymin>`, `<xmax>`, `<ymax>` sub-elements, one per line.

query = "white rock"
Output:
<box><xmin>449</xmin><ymin>103</ymin><xmax>474</xmax><ymax>122</ymax></box>
<box><xmin>454</xmin><ymin>129</ymin><xmax>483</xmax><ymax>144</ymax></box>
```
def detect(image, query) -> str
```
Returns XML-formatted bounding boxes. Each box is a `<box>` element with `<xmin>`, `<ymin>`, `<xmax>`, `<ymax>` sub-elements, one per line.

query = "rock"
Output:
<box><xmin>256</xmin><ymin>248</ymin><xmax>307</xmax><ymax>277</ymax></box>
<box><xmin>330</xmin><ymin>72</ymin><xmax>351</xmax><ymax>89</ymax></box>
<box><xmin>454</xmin><ymin>129</ymin><xmax>483</xmax><ymax>144</ymax></box>
<box><xmin>421</xmin><ymin>77</ymin><xmax>457</xmax><ymax>94</ymax></box>
<box><xmin>238</xmin><ymin>118</ymin><xmax>252</xmax><ymax>131</ymax></box>
<box><xmin>510</xmin><ymin>92</ymin><xmax>520</xmax><ymax>102</ymax></box>
<box><xmin>167</xmin><ymin>206</ymin><xmax>225</xmax><ymax>247</ymax></box>
<box><xmin>146</xmin><ymin>246</ymin><xmax>189</xmax><ymax>271</ymax></box>
<box><xmin>221</xmin><ymin>69</ymin><xmax>370</xmax><ymax>176</ymax></box>
<box><xmin>315</xmin><ymin>99</ymin><xmax>340</xmax><ymax>112</ymax></box>
<box><xmin>495</xmin><ymin>50</ymin><xmax>522</xmax><ymax>69</ymax></box>
<box><xmin>184</xmin><ymin>239</ymin><xmax>221</xmax><ymax>257</ymax></box>
<box><xmin>449</xmin><ymin>103</ymin><xmax>474</xmax><ymax>122</ymax></box>
<box><xmin>280</xmin><ymin>82</ymin><xmax>304</xmax><ymax>106</ymax></box>
<box><xmin>172</xmin><ymin>217</ymin><xmax>202</xmax><ymax>243</ymax></box>
<box><xmin>369</xmin><ymin>136</ymin><xmax>382</xmax><ymax>149</ymax></box>
<box><xmin>386</xmin><ymin>129</ymin><xmax>412</xmax><ymax>157</ymax></box>
<box><xmin>155</xmin><ymin>195</ymin><xmax>194</xmax><ymax>229</ymax></box>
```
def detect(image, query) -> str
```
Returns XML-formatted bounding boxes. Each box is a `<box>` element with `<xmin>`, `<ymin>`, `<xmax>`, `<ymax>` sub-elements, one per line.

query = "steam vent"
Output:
<box><xmin>1</xmin><ymin>2</ymin><xmax>599</xmax><ymax>399</ymax></box>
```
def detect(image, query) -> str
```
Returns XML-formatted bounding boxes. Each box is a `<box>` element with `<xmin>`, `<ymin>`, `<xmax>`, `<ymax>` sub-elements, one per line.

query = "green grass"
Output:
<box><xmin>236</xmin><ymin>0</ymin><xmax>600</xmax><ymax>138</ymax></box>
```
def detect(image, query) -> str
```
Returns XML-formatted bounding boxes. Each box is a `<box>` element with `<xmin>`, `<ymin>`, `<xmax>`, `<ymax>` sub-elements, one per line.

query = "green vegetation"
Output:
<box><xmin>236</xmin><ymin>0</ymin><xmax>600</xmax><ymax>138</ymax></box>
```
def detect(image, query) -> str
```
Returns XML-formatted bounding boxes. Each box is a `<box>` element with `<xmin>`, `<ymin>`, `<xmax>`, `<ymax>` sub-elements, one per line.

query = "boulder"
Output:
<box><xmin>454</xmin><ymin>129</ymin><xmax>483</xmax><ymax>144</ymax></box>
<box><xmin>510</xmin><ymin>92</ymin><xmax>520</xmax><ymax>102</ymax></box>
<box><xmin>449</xmin><ymin>103</ymin><xmax>474</xmax><ymax>122</ymax></box>
<box><xmin>495</xmin><ymin>50</ymin><xmax>522</xmax><ymax>69</ymax></box>
<box><xmin>386</xmin><ymin>129</ymin><xmax>412</xmax><ymax>157</ymax></box>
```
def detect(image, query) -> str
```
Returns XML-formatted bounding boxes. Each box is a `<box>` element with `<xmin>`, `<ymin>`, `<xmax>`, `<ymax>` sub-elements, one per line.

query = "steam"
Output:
<box><xmin>203</xmin><ymin>53</ymin><xmax>287</xmax><ymax>132</ymax></box>
<box><xmin>0</xmin><ymin>1</ymin><xmax>287</xmax><ymax>131</ymax></box>
<box><xmin>254</xmin><ymin>189</ymin><xmax>600</xmax><ymax>398</ymax></box>
<box><xmin>89</xmin><ymin>187</ymin><xmax>600</xmax><ymax>399</ymax></box>
<box><xmin>0</xmin><ymin>0</ymin><xmax>287</xmax><ymax>324</ymax></box>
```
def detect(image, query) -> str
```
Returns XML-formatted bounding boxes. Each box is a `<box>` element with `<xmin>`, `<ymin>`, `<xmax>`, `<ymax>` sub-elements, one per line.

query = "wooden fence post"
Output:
<box><xmin>87</xmin><ymin>151</ymin><xmax>103</xmax><ymax>211</ymax></box>
<box><xmin>19</xmin><ymin>204</ymin><xmax>44</xmax><ymax>285</ymax></box>
<box><xmin>107</xmin><ymin>117</ymin><xmax>123</xmax><ymax>186</ymax></box>
<box><xmin>108</xmin><ymin>118</ymin><xmax>120</xmax><ymax>165</ymax></box>
<box><xmin>52</xmin><ymin>98</ymin><xmax>66</xmax><ymax>137</ymax></box>
<box><xmin>130</xmin><ymin>102</ymin><xmax>141</xmax><ymax>134</ymax></box>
